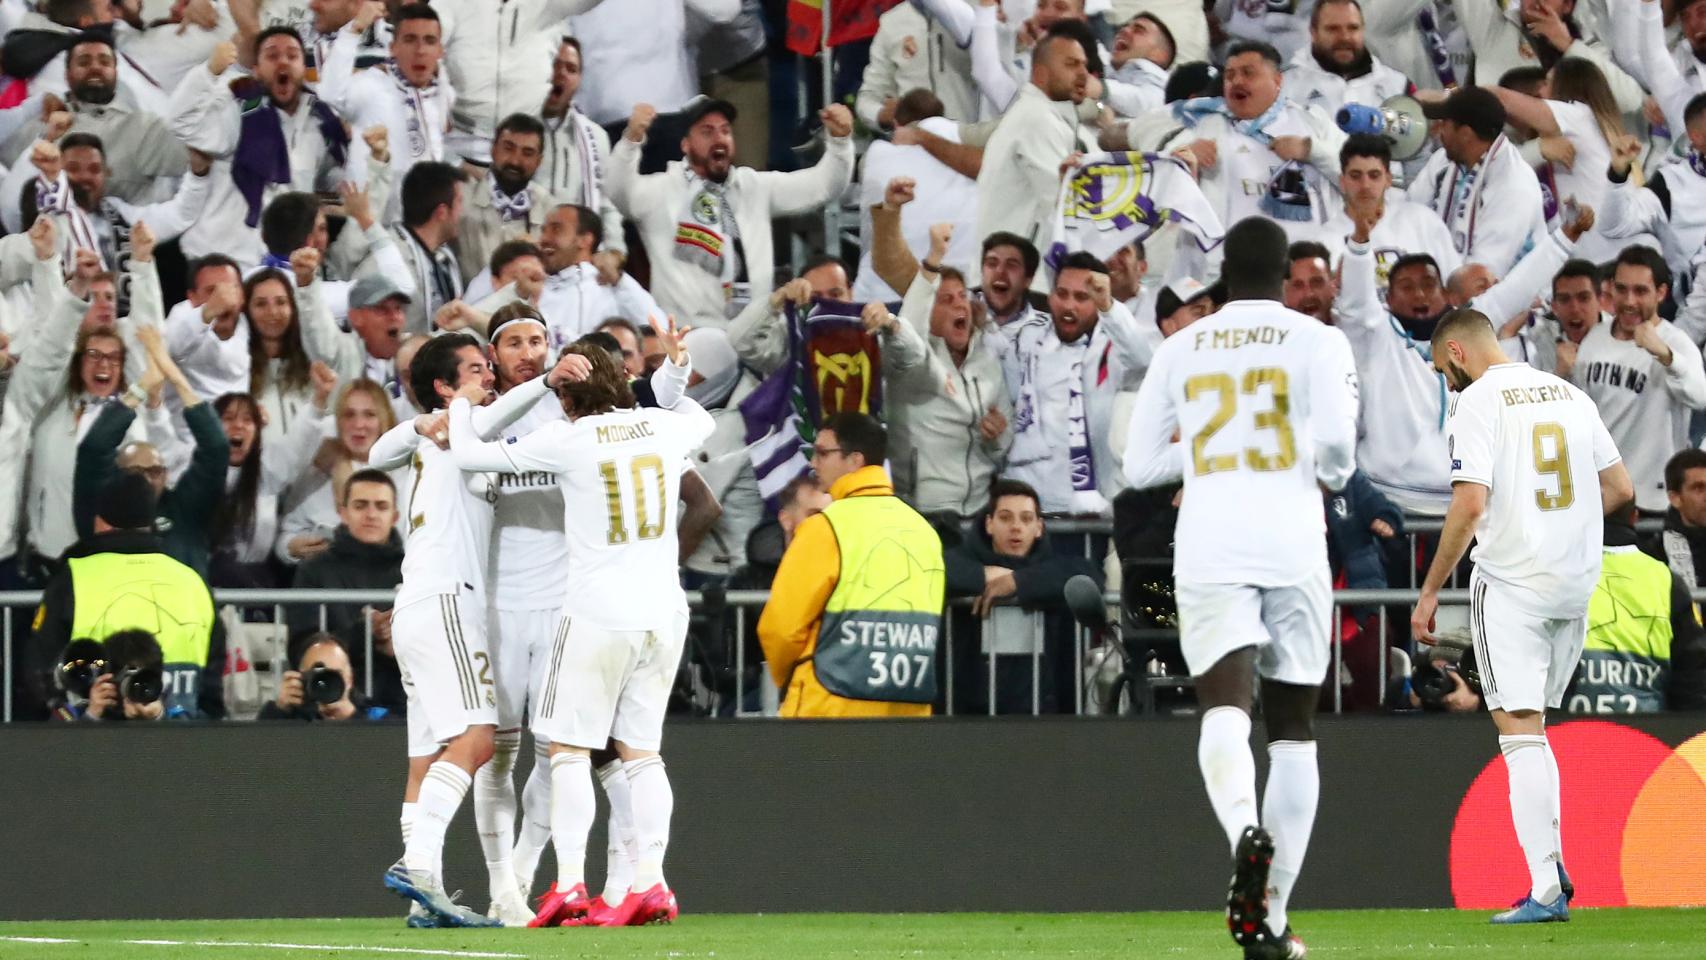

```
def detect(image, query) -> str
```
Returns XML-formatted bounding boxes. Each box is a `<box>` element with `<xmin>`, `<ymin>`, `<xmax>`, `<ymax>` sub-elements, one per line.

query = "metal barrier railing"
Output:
<box><xmin>7</xmin><ymin>581</ymin><xmax>1698</xmax><ymax>722</ymax></box>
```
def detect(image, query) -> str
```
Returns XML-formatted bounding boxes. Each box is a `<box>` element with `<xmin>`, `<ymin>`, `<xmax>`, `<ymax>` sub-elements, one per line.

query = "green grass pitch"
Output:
<box><xmin>3</xmin><ymin>910</ymin><xmax>1705</xmax><ymax>960</ymax></box>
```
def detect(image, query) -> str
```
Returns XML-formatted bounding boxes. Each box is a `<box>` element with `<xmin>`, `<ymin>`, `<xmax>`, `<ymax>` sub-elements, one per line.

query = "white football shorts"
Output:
<box><xmin>392</xmin><ymin>592</ymin><xmax>498</xmax><ymax>752</ymax></box>
<box><xmin>489</xmin><ymin>606</ymin><xmax>560</xmax><ymax>730</ymax></box>
<box><xmin>1174</xmin><ymin>567</ymin><xmax>1332</xmax><ymax>685</ymax></box>
<box><xmin>532</xmin><ymin>612</ymin><xmax>689</xmax><ymax>752</ymax></box>
<box><xmin>1469</xmin><ymin>569</ymin><xmax>1586</xmax><ymax>713</ymax></box>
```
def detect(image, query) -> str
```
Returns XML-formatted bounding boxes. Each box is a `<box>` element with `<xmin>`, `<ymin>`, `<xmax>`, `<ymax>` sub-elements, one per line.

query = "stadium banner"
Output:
<box><xmin>2</xmin><ymin>716</ymin><xmax>1703</xmax><ymax>920</ymax></box>
<box><xmin>740</xmin><ymin>299</ymin><xmax>884</xmax><ymax>501</ymax></box>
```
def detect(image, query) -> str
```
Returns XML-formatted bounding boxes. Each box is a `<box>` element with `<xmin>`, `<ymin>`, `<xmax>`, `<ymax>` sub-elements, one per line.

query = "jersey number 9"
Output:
<box><xmin>1531</xmin><ymin>422</ymin><xmax>1574</xmax><ymax>511</ymax></box>
<box><xmin>1185</xmin><ymin>367</ymin><xmax>1297</xmax><ymax>476</ymax></box>
<box><xmin>598</xmin><ymin>454</ymin><xmax>667</xmax><ymax>545</ymax></box>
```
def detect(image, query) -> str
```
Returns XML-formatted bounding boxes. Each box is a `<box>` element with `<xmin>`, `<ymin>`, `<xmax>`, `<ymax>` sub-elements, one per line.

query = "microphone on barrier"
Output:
<box><xmin>1336</xmin><ymin>94</ymin><xmax>1431</xmax><ymax>161</ymax></box>
<box><xmin>1063</xmin><ymin>574</ymin><xmax>1109</xmax><ymax>633</ymax></box>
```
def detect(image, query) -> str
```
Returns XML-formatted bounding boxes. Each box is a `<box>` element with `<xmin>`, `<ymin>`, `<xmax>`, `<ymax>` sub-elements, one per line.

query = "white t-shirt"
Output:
<box><xmin>449</xmin><ymin>399</ymin><xmax>716</xmax><ymax>631</ymax></box>
<box><xmin>1121</xmin><ymin>300</ymin><xmax>1361</xmax><ymax>586</ymax></box>
<box><xmin>1449</xmin><ymin>363</ymin><xmax>1622</xmax><ymax>618</ymax></box>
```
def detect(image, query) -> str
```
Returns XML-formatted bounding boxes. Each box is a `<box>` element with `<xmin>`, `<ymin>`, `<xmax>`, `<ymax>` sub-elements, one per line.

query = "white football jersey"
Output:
<box><xmin>450</xmin><ymin>398</ymin><xmax>716</xmax><ymax>631</ymax></box>
<box><xmin>1448</xmin><ymin>362</ymin><xmax>1622</xmax><ymax>618</ymax></box>
<box><xmin>394</xmin><ymin>438</ymin><xmax>501</xmax><ymax>609</ymax></box>
<box><xmin>1123</xmin><ymin>300</ymin><xmax>1360</xmax><ymax>586</ymax></box>
<box><xmin>487</xmin><ymin>394</ymin><xmax>570</xmax><ymax>612</ymax></box>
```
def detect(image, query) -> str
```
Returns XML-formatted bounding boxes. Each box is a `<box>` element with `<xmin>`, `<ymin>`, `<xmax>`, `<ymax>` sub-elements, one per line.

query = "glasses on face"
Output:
<box><xmin>83</xmin><ymin>349</ymin><xmax>122</xmax><ymax>366</ymax></box>
<box><xmin>805</xmin><ymin>444</ymin><xmax>844</xmax><ymax>461</ymax></box>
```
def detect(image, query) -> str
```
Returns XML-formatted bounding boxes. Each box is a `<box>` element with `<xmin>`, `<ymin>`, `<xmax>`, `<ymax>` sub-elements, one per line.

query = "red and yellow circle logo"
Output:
<box><xmin>1450</xmin><ymin>719</ymin><xmax>1706</xmax><ymax>907</ymax></box>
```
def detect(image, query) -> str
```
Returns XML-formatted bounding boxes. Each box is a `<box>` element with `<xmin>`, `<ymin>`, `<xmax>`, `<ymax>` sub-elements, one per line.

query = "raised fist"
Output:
<box><xmin>28</xmin><ymin>217</ymin><xmax>56</xmax><ymax>262</ymax></box>
<box><xmin>290</xmin><ymin>246</ymin><xmax>322</xmax><ymax>288</ymax></box>
<box><xmin>30</xmin><ymin>140</ymin><xmax>61</xmax><ymax>181</ymax></box>
<box><xmin>882</xmin><ymin>176</ymin><xmax>916</xmax><ymax>210</ymax></box>
<box><xmin>820</xmin><ymin>103</ymin><xmax>853</xmax><ymax>139</ymax></box>
<box><xmin>625</xmin><ymin>103</ymin><xmax>658</xmax><ymax>144</ymax></box>
<box><xmin>209</xmin><ymin>40</ymin><xmax>238</xmax><ymax>77</ymax></box>
<box><xmin>130</xmin><ymin>220</ymin><xmax>156</xmax><ymax>263</ymax></box>
<box><xmin>362</xmin><ymin>125</ymin><xmax>389</xmax><ymax>163</ymax></box>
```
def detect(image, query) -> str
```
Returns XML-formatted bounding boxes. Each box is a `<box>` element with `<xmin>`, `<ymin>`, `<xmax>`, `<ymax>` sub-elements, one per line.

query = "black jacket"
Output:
<box><xmin>287</xmin><ymin>525</ymin><xmax>405</xmax><ymax>711</ymax></box>
<box><xmin>1642</xmin><ymin>509</ymin><xmax>1706</xmax><ymax>590</ymax></box>
<box><xmin>74</xmin><ymin>401</ymin><xmax>230</xmax><ymax>577</ymax></box>
<box><xmin>944</xmin><ymin>524</ymin><xmax>1104</xmax><ymax>610</ymax></box>
<box><xmin>30</xmin><ymin>529</ymin><xmax>227</xmax><ymax>721</ymax></box>
<box><xmin>1620</xmin><ymin>520</ymin><xmax>1706</xmax><ymax>709</ymax></box>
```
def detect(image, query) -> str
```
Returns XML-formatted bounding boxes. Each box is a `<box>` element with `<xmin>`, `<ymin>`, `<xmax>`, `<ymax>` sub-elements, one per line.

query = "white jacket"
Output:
<box><xmin>538</xmin><ymin>110</ymin><xmax>625</xmax><ymax>254</ymax></box>
<box><xmin>1335</xmin><ymin>227</ymin><xmax>1574</xmax><ymax>515</ymax></box>
<box><xmin>1002</xmin><ymin>301</ymin><xmax>1147</xmax><ymax>515</ymax></box>
<box><xmin>433</xmin><ymin>0</ymin><xmax>606</xmax><ymax>158</ymax></box>
<box><xmin>856</xmin><ymin>2</ymin><xmax>981</xmax><ymax>129</ymax></box>
<box><xmin>1407</xmin><ymin>137</ymin><xmax>1546</xmax><ymax>277</ymax></box>
<box><xmin>569</xmin><ymin>0</ymin><xmax>740</xmax><ymax>125</ymax></box>
<box><xmin>1282</xmin><ymin>45</ymin><xmax>1412</xmax><ymax>122</ymax></box>
<box><xmin>974</xmin><ymin>83</ymin><xmax>1080</xmax><ymax>254</ymax></box>
<box><xmin>606</xmin><ymin>133</ymin><xmax>855</xmax><ymax>329</ymax></box>
<box><xmin>166</xmin><ymin>63</ymin><xmax>348</xmax><ymax>265</ymax></box>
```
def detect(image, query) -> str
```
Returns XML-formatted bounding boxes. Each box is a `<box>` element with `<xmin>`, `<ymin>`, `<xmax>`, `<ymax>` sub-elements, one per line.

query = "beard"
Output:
<box><xmin>1313</xmin><ymin>43</ymin><xmax>1372</xmax><ymax>78</ymax></box>
<box><xmin>1400</xmin><ymin>307</ymin><xmax>1446</xmax><ymax>343</ymax></box>
<box><xmin>1442</xmin><ymin>359</ymin><xmax>1473</xmax><ymax>392</ymax></box>
<box><xmin>72</xmin><ymin>79</ymin><xmax>115</xmax><ymax>105</ymax></box>
<box><xmin>492</xmin><ymin>165</ymin><xmax>530</xmax><ymax>196</ymax></box>
<box><xmin>69</xmin><ymin>182</ymin><xmax>96</xmax><ymax>210</ymax></box>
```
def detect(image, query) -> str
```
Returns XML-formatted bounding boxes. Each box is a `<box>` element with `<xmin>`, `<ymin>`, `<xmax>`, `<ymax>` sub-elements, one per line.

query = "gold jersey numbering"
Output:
<box><xmin>598</xmin><ymin>453</ymin><xmax>667</xmax><ymax>545</ymax></box>
<box><xmin>1185</xmin><ymin>367</ymin><xmax>1298</xmax><ymax>476</ymax></box>
<box><xmin>1531</xmin><ymin>421</ymin><xmax>1574</xmax><ymax>511</ymax></box>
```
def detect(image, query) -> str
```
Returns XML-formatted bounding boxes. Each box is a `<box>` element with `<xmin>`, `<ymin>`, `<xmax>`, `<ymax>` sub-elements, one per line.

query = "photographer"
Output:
<box><xmin>258</xmin><ymin>634</ymin><xmax>387</xmax><ymax>723</ymax></box>
<box><xmin>29</xmin><ymin>472</ymin><xmax>223</xmax><ymax>721</ymax></box>
<box><xmin>53</xmin><ymin>630</ymin><xmax>168</xmax><ymax>722</ymax></box>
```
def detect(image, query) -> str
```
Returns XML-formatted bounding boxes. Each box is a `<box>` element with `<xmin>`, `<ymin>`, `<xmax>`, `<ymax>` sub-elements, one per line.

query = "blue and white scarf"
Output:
<box><xmin>1170</xmin><ymin>93</ymin><xmax>1288</xmax><ymax>146</ymax></box>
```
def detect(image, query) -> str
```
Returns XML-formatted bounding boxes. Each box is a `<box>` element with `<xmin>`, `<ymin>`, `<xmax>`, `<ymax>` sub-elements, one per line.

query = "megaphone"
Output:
<box><xmin>1336</xmin><ymin>94</ymin><xmax>1430</xmax><ymax>161</ymax></box>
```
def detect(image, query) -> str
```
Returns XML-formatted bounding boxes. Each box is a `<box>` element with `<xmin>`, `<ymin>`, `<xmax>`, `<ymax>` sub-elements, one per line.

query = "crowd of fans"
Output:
<box><xmin>3</xmin><ymin>0</ymin><xmax>1706</xmax><ymax>722</ymax></box>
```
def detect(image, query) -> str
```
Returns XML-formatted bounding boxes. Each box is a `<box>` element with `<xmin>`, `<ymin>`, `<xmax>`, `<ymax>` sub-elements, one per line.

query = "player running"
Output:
<box><xmin>447</xmin><ymin>336</ymin><xmax>712</xmax><ymax>928</ymax></box>
<box><xmin>1411</xmin><ymin>309</ymin><xmax>1632</xmax><ymax>924</ymax></box>
<box><xmin>1122</xmin><ymin>217</ymin><xmax>1361</xmax><ymax>960</ymax></box>
<box><xmin>370</xmin><ymin>331</ymin><xmax>590</xmax><ymax>927</ymax></box>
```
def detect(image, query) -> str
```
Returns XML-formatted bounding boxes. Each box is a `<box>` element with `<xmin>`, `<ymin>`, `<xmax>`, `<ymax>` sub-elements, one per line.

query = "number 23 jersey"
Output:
<box><xmin>1123</xmin><ymin>300</ymin><xmax>1360</xmax><ymax>587</ymax></box>
<box><xmin>1449</xmin><ymin>362</ymin><xmax>1622</xmax><ymax>618</ymax></box>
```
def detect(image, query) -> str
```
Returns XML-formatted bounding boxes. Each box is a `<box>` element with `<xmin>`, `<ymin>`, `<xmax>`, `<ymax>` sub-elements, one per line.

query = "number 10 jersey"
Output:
<box><xmin>1123</xmin><ymin>300</ymin><xmax>1361</xmax><ymax>587</ymax></box>
<box><xmin>1448</xmin><ymin>362</ymin><xmax>1622</xmax><ymax>619</ymax></box>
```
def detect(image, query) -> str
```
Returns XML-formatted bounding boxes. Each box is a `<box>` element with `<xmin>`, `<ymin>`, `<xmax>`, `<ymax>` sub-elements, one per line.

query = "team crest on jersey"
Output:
<box><xmin>692</xmin><ymin>194</ymin><xmax>719</xmax><ymax>226</ymax></box>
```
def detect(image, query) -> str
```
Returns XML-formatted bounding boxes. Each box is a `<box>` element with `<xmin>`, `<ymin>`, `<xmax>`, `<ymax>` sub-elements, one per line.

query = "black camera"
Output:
<box><xmin>1412</xmin><ymin>643</ymin><xmax>1482</xmax><ymax>709</ymax></box>
<box><xmin>303</xmin><ymin>663</ymin><xmax>347</xmax><ymax>705</ymax></box>
<box><xmin>58</xmin><ymin>638</ymin><xmax>164</xmax><ymax>704</ymax></box>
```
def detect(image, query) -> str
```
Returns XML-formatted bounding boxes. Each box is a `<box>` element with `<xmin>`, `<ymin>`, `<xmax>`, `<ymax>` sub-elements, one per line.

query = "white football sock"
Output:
<box><xmin>400</xmin><ymin>801</ymin><xmax>417</xmax><ymax>848</ymax></box>
<box><xmin>1543</xmin><ymin>736</ymin><xmax>1564</xmax><ymax>870</ymax></box>
<box><xmin>597</xmin><ymin>759</ymin><xmax>638</xmax><ymax>902</ymax></box>
<box><xmin>549</xmin><ymin>752</ymin><xmax>595</xmax><ymax>891</ymax></box>
<box><xmin>512</xmin><ymin>739</ymin><xmax>554</xmax><ymax>892</ymax></box>
<box><xmin>625</xmin><ymin>755</ymin><xmax>674</xmax><ymax>891</ymax></box>
<box><xmin>1500</xmin><ymin>734</ymin><xmax>1562</xmax><ymax>904</ymax></box>
<box><xmin>407</xmin><ymin>762</ymin><xmax>473</xmax><ymax>878</ymax></box>
<box><xmin>1198</xmin><ymin>706</ymin><xmax>1259</xmax><ymax>855</ymax></box>
<box><xmin>475</xmin><ymin>730</ymin><xmax>522</xmax><ymax>899</ymax></box>
<box><xmin>1262</xmin><ymin>740</ymin><xmax>1319</xmax><ymax>937</ymax></box>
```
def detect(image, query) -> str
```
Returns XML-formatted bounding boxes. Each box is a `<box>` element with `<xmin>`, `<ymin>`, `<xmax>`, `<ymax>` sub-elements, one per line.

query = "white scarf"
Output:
<box><xmin>491</xmin><ymin>179</ymin><xmax>533</xmax><ymax>222</ymax></box>
<box><xmin>673</xmin><ymin>170</ymin><xmax>735</xmax><ymax>277</ymax></box>
<box><xmin>388</xmin><ymin>62</ymin><xmax>440</xmax><ymax>162</ymax></box>
<box><xmin>548</xmin><ymin>108</ymin><xmax>604</xmax><ymax>209</ymax></box>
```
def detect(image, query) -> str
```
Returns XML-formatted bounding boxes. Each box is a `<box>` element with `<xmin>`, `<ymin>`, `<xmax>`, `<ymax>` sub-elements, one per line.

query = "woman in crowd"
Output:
<box><xmin>207</xmin><ymin>375</ymin><xmax>335</xmax><ymax>587</ymax></box>
<box><xmin>244</xmin><ymin>269</ymin><xmax>320</xmax><ymax>455</ymax></box>
<box><xmin>274</xmin><ymin>378</ymin><xmax>402</xmax><ymax>566</ymax></box>
<box><xmin>0</xmin><ymin>220</ymin><xmax>167</xmax><ymax>583</ymax></box>
<box><xmin>1492</xmin><ymin>57</ymin><xmax>1632</xmax><ymax>263</ymax></box>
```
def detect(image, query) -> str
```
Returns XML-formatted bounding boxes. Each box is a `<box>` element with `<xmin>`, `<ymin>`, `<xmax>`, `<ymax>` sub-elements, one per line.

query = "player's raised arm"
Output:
<box><xmin>1308</xmin><ymin>328</ymin><xmax>1361</xmax><ymax>493</ymax></box>
<box><xmin>649</xmin><ymin>315</ymin><xmax>694</xmax><ymax>409</ymax></box>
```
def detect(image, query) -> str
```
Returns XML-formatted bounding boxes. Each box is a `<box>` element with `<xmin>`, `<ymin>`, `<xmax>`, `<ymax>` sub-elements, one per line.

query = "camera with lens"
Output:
<box><xmin>57</xmin><ymin>632</ymin><xmax>166</xmax><ymax>711</ymax></box>
<box><xmin>1412</xmin><ymin>640</ymin><xmax>1482</xmax><ymax>709</ymax></box>
<box><xmin>302</xmin><ymin>662</ymin><xmax>347</xmax><ymax>705</ymax></box>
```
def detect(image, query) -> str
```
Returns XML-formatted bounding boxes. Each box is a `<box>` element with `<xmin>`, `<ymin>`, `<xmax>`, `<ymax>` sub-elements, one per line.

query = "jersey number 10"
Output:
<box><xmin>1186</xmin><ymin>367</ymin><xmax>1298</xmax><ymax>476</ymax></box>
<box><xmin>598</xmin><ymin>454</ymin><xmax>667</xmax><ymax>545</ymax></box>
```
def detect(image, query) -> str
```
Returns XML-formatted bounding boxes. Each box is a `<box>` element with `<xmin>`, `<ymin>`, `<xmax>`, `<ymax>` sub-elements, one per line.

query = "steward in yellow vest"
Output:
<box><xmin>30</xmin><ymin>473</ymin><xmax>224</xmax><ymax>720</ymax></box>
<box><xmin>1571</xmin><ymin>516</ymin><xmax>1706</xmax><ymax>713</ymax></box>
<box><xmin>759</xmin><ymin>413</ymin><xmax>945</xmax><ymax>718</ymax></box>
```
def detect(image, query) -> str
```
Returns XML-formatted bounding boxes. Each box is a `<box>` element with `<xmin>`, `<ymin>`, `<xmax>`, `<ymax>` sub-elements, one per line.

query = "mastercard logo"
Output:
<box><xmin>1450</xmin><ymin>719</ymin><xmax>1706</xmax><ymax>908</ymax></box>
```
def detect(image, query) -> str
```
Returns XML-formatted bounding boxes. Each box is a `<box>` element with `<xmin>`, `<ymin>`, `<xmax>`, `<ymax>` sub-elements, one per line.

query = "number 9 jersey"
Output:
<box><xmin>1122</xmin><ymin>300</ymin><xmax>1361</xmax><ymax>587</ymax></box>
<box><xmin>1447</xmin><ymin>363</ymin><xmax>1623</xmax><ymax>619</ymax></box>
